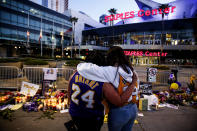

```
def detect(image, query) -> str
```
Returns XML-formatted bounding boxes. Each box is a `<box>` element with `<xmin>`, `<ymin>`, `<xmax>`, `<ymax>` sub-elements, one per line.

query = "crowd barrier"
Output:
<box><xmin>0</xmin><ymin>66</ymin><xmax>196</xmax><ymax>90</ymax></box>
<box><xmin>135</xmin><ymin>70</ymin><xmax>196</xmax><ymax>87</ymax></box>
<box><xmin>22</xmin><ymin>67</ymin><xmax>74</xmax><ymax>90</ymax></box>
<box><xmin>0</xmin><ymin>66</ymin><xmax>20</xmax><ymax>89</ymax></box>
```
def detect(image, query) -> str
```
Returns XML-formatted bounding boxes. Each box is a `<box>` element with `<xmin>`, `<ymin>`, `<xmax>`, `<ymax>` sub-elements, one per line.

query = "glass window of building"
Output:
<box><xmin>24</xmin><ymin>4</ymin><xmax>29</xmax><ymax>12</ymax></box>
<box><xmin>1</xmin><ymin>0</ymin><xmax>11</xmax><ymax>8</ymax></box>
<box><xmin>18</xmin><ymin>15</ymin><xmax>24</xmax><ymax>24</ymax></box>
<box><xmin>11</xmin><ymin>29</ymin><xmax>17</xmax><ymax>38</ymax></box>
<box><xmin>1</xmin><ymin>10</ymin><xmax>10</xmax><ymax>21</ymax></box>
<box><xmin>24</xmin><ymin>17</ymin><xmax>28</xmax><ymax>26</ymax></box>
<box><xmin>11</xmin><ymin>13</ymin><xmax>17</xmax><ymax>24</ymax></box>
<box><xmin>10</xmin><ymin>0</ymin><xmax>17</xmax><ymax>10</ymax></box>
<box><xmin>1</xmin><ymin>28</ymin><xmax>11</xmax><ymax>37</ymax></box>
<box><xmin>18</xmin><ymin>2</ymin><xmax>23</xmax><ymax>10</ymax></box>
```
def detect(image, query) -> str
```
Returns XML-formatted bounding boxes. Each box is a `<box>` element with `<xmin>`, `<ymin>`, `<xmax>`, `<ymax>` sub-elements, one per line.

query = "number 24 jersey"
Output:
<box><xmin>69</xmin><ymin>72</ymin><xmax>104</xmax><ymax>118</ymax></box>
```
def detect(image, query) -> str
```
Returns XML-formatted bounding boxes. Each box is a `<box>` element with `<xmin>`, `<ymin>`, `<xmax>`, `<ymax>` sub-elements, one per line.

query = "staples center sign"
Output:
<box><xmin>124</xmin><ymin>51</ymin><xmax>168</xmax><ymax>57</ymax></box>
<box><xmin>105</xmin><ymin>6</ymin><xmax>176</xmax><ymax>22</ymax></box>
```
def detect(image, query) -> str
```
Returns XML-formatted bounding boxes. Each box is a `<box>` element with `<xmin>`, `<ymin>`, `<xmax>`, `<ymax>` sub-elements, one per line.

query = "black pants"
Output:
<box><xmin>71</xmin><ymin>116</ymin><xmax>104</xmax><ymax>131</ymax></box>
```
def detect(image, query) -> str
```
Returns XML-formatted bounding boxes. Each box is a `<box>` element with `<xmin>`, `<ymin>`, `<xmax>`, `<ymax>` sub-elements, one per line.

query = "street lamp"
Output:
<box><xmin>61</xmin><ymin>23</ymin><xmax>64</xmax><ymax>59</ymax></box>
<box><xmin>40</xmin><ymin>15</ymin><xmax>43</xmax><ymax>57</ymax></box>
<box><xmin>21</xmin><ymin>10</ymin><xmax>30</xmax><ymax>54</ymax></box>
<box><xmin>52</xmin><ymin>20</ymin><xmax>55</xmax><ymax>58</ymax></box>
<box><xmin>27</xmin><ymin>11</ymin><xmax>30</xmax><ymax>51</ymax></box>
<box><xmin>29</xmin><ymin>9</ymin><xmax>43</xmax><ymax>57</ymax></box>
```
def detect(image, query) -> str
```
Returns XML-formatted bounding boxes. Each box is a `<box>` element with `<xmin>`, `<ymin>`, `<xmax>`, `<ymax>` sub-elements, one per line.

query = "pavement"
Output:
<box><xmin>0</xmin><ymin>106</ymin><xmax>197</xmax><ymax>131</ymax></box>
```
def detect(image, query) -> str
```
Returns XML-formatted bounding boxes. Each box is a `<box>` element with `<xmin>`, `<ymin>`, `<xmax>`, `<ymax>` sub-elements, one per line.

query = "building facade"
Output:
<box><xmin>0</xmin><ymin>0</ymin><xmax>72</xmax><ymax>57</ymax></box>
<box><xmin>82</xmin><ymin>18</ymin><xmax>197</xmax><ymax>65</ymax></box>
<box><xmin>31</xmin><ymin>0</ymin><xmax>68</xmax><ymax>13</ymax></box>
<box><xmin>79</xmin><ymin>0</ymin><xmax>197</xmax><ymax>65</ymax></box>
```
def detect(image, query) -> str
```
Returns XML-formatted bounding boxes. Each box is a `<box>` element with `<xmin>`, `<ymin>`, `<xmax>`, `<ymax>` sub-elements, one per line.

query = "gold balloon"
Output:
<box><xmin>170</xmin><ymin>83</ymin><xmax>179</xmax><ymax>90</ymax></box>
<box><xmin>193</xmin><ymin>95</ymin><xmax>197</xmax><ymax>102</ymax></box>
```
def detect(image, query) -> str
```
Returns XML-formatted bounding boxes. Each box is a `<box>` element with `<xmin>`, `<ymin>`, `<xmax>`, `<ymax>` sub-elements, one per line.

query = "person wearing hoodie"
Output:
<box><xmin>77</xmin><ymin>46</ymin><xmax>139</xmax><ymax>131</ymax></box>
<box><xmin>67</xmin><ymin>51</ymin><xmax>137</xmax><ymax>131</ymax></box>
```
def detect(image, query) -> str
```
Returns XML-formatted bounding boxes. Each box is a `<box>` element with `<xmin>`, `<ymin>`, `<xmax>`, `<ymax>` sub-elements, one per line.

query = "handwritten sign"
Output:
<box><xmin>43</xmin><ymin>68</ymin><xmax>58</xmax><ymax>80</ymax></box>
<box><xmin>20</xmin><ymin>81</ymin><xmax>39</xmax><ymax>96</ymax></box>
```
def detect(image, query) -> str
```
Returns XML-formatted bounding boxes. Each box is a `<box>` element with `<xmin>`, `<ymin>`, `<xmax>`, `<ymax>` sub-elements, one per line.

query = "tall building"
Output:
<box><xmin>30</xmin><ymin>0</ymin><xmax>68</xmax><ymax>13</ymax></box>
<box><xmin>0</xmin><ymin>0</ymin><xmax>72</xmax><ymax>57</ymax></box>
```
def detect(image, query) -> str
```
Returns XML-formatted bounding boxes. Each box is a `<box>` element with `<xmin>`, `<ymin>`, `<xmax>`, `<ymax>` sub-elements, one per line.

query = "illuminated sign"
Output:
<box><xmin>124</xmin><ymin>51</ymin><xmax>167</xmax><ymax>57</ymax></box>
<box><xmin>105</xmin><ymin>6</ymin><xmax>176</xmax><ymax>22</ymax></box>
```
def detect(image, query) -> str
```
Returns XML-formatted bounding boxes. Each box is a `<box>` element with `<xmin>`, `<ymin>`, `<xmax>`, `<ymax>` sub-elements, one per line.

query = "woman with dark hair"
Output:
<box><xmin>67</xmin><ymin>51</ymin><xmax>137</xmax><ymax>131</ymax></box>
<box><xmin>77</xmin><ymin>46</ymin><xmax>139</xmax><ymax>131</ymax></box>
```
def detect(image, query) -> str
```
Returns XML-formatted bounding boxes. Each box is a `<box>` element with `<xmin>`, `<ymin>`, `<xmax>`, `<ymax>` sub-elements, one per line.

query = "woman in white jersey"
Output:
<box><xmin>77</xmin><ymin>46</ymin><xmax>138</xmax><ymax>131</ymax></box>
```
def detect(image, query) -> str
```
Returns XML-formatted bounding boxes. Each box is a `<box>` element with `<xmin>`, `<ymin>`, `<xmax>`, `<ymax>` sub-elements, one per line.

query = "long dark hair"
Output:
<box><xmin>85</xmin><ymin>51</ymin><xmax>106</xmax><ymax>66</ymax></box>
<box><xmin>106</xmin><ymin>46</ymin><xmax>133</xmax><ymax>73</ymax></box>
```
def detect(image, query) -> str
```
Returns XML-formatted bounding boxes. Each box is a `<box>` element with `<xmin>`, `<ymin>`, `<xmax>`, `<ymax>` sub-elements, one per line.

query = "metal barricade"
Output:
<box><xmin>156</xmin><ymin>71</ymin><xmax>170</xmax><ymax>84</ymax></box>
<box><xmin>0</xmin><ymin>66</ymin><xmax>20</xmax><ymax>90</ymax></box>
<box><xmin>56</xmin><ymin>68</ymin><xmax>74</xmax><ymax>90</ymax></box>
<box><xmin>135</xmin><ymin>70</ymin><xmax>147</xmax><ymax>82</ymax></box>
<box><xmin>0</xmin><ymin>66</ymin><xmax>195</xmax><ymax>90</ymax></box>
<box><xmin>136</xmin><ymin>69</ymin><xmax>197</xmax><ymax>87</ymax></box>
<box><xmin>136</xmin><ymin>70</ymin><xmax>170</xmax><ymax>84</ymax></box>
<box><xmin>22</xmin><ymin>67</ymin><xmax>44</xmax><ymax>86</ymax></box>
<box><xmin>177</xmin><ymin>72</ymin><xmax>197</xmax><ymax>87</ymax></box>
<box><xmin>22</xmin><ymin>67</ymin><xmax>74</xmax><ymax>90</ymax></box>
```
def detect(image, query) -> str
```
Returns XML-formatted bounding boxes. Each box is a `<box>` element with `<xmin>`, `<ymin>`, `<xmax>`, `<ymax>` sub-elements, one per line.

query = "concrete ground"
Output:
<box><xmin>0</xmin><ymin>106</ymin><xmax>197</xmax><ymax>131</ymax></box>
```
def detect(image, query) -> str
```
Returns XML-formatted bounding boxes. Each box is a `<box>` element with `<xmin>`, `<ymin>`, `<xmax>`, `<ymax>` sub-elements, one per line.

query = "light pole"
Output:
<box><xmin>61</xmin><ymin>24</ymin><xmax>64</xmax><ymax>59</ymax></box>
<box><xmin>40</xmin><ymin>15</ymin><xmax>43</xmax><ymax>57</ymax></box>
<box><xmin>52</xmin><ymin>20</ymin><xmax>55</xmax><ymax>58</ymax></box>
<box><xmin>79</xmin><ymin>43</ymin><xmax>81</xmax><ymax>58</ymax></box>
<box><xmin>27</xmin><ymin>11</ymin><xmax>30</xmax><ymax>50</ymax></box>
<box><xmin>23</xmin><ymin>10</ymin><xmax>30</xmax><ymax>54</ymax></box>
<box><xmin>71</xmin><ymin>23</ymin><xmax>74</xmax><ymax>58</ymax></box>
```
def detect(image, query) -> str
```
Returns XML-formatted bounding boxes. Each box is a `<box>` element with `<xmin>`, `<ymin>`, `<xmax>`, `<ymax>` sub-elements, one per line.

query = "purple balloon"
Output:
<box><xmin>176</xmin><ymin>82</ymin><xmax>182</xmax><ymax>87</ymax></box>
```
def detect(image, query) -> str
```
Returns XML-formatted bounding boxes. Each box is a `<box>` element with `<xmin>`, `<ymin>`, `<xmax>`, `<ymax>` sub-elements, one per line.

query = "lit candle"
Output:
<box><xmin>2</xmin><ymin>96</ymin><xmax>5</xmax><ymax>102</ymax></box>
<box><xmin>61</xmin><ymin>103</ymin><xmax>65</xmax><ymax>110</ymax></box>
<box><xmin>52</xmin><ymin>103</ymin><xmax>56</xmax><ymax>110</ymax></box>
<box><xmin>43</xmin><ymin>101</ymin><xmax>47</xmax><ymax>111</ymax></box>
<box><xmin>59</xmin><ymin>97</ymin><xmax>62</xmax><ymax>104</ymax></box>
<box><xmin>56</xmin><ymin>104</ymin><xmax>61</xmax><ymax>111</ymax></box>
<box><xmin>64</xmin><ymin>98</ymin><xmax>68</xmax><ymax>105</ymax></box>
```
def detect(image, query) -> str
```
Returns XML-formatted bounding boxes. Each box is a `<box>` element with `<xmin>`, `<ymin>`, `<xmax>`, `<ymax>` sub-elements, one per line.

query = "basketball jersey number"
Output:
<box><xmin>71</xmin><ymin>84</ymin><xmax>95</xmax><ymax>108</ymax></box>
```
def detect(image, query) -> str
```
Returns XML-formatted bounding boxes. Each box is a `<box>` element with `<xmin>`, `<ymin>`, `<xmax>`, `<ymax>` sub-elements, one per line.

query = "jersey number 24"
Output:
<box><xmin>71</xmin><ymin>84</ymin><xmax>95</xmax><ymax>108</ymax></box>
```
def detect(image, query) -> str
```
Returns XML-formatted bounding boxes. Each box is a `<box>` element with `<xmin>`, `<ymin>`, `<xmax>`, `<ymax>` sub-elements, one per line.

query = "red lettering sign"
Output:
<box><xmin>124</xmin><ymin>51</ymin><xmax>167</xmax><ymax>57</ymax></box>
<box><xmin>105</xmin><ymin>6</ymin><xmax>176</xmax><ymax>22</ymax></box>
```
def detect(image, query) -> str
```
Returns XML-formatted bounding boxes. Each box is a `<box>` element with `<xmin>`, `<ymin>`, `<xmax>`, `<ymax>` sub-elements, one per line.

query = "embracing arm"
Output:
<box><xmin>103</xmin><ymin>72</ymin><xmax>137</xmax><ymax>107</ymax></box>
<box><xmin>77</xmin><ymin>63</ymin><xmax>116</xmax><ymax>82</ymax></box>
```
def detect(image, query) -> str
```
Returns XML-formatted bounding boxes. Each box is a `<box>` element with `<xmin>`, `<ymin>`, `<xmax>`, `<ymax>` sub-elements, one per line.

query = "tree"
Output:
<box><xmin>108</xmin><ymin>8</ymin><xmax>117</xmax><ymax>26</ymax></box>
<box><xmin>108</xmin><ymin>8</ymin><xmax>117</xmax><ymax>45</ymax></box>
<box><xmin>69</xmin><ymin>16</ymin><xmax>78</xmax><ymax>58</ymax></box>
